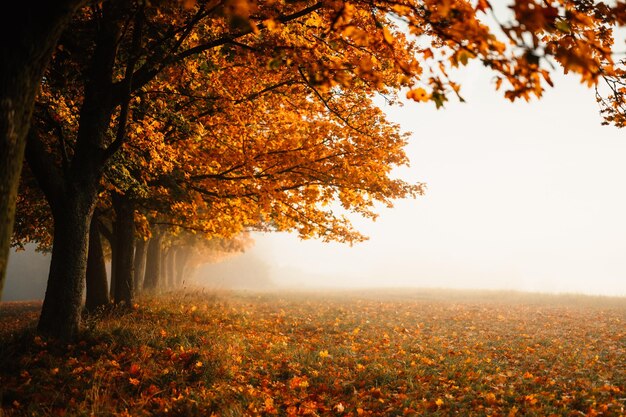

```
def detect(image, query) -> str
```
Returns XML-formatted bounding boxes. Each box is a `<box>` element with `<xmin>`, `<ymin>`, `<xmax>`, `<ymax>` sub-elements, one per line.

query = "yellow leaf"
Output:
<box><xmin>485</xmin><ymin>392</ymin><xmax>497</xmax><ymax>405</ymax></box>
<box><xmin>406</xmin><ymin>88</ymin><xmax>429</xmax><ymax>102</ymax></box>
<box><xmin>263</xmin><ymin>18</ymin><xmax>278</xmax><ymax>31</ymax></box>
<box><xmin>382</xmin><ymin>27</ymin><xmax>394</xmax><ymax>45</ymax></box>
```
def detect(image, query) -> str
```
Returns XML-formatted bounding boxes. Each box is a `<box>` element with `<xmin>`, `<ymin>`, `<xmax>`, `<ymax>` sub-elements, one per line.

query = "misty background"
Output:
<box><xmin>5</xmin><ymin>65</ymin><xmax>626</xmax><ymax>301</ymax></box>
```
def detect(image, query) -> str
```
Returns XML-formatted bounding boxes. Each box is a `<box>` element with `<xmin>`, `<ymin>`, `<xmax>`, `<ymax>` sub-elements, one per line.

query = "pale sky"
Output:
<box><xmin>231</xmin><ymin>64</ymin><xmax>626</xmax><ymax>297</ymax></box>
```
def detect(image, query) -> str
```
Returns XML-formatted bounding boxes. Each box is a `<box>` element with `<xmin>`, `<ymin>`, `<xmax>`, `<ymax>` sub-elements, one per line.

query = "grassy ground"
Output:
<box><xmin>0</xmin><ymin>289</ymin><xmax>625</xmax><ymax>416</ymax></box>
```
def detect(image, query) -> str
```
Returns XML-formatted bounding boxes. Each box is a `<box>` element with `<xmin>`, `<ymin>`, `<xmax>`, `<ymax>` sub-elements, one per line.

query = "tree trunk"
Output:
<box><xmin>175</xmin><ymin>247</ymin><xmax>191</xmax><ymax>288</ymax></box>
<box><xmin>162</xmin><ymin>247</ymin><xmax>171</xmax><ymax>289</ymax></box>
<box><xmin>162</xmin><ymin>248</ymin><xmax>169</xmax><ymax>289</ymax></box>
<box><xmin>111</xmin><ymin>193</ymin><xmax>135</xmax><ymax>306</ymax></box>
<box><xmin>37</xmin><ymin>190</ymin><xmax>95</xmax><ymax>339</ymax></box>
<box><xmin>85</xmin><ymin>216</ymin><xmax>109</xmax><ymax>311</ymax></box>
<box><xmin>133</xmin><ymin>237</ymin><xmax>148</xmax><ymax>295</ymax></box>
<box><xmin>26</xmin><ymin>0</ymin><xmax>132</xmax><ymax>339</ymax></box>
<box><xmin>0</xmin><ymin>0</ymin><xmax>85</xmax><ymax>301</ymax></box>
<box><xmin>98</xmin><ymin>221</ymin><xmax>113</xmax><ymax>293</ymax></box>
<box><xmin>143</xmin><ymin>226</ymin><xmax>163</xmax><ymax>292</ymax></box>
<box><xmin>166</xmin><ymin>247</ymin><xmax>177</xmax><ymax>289</ymax></box>
<box><xmin>109</xmin><ymin>233</ymin><xmax>117</xmax><ymax>300</ymax></box>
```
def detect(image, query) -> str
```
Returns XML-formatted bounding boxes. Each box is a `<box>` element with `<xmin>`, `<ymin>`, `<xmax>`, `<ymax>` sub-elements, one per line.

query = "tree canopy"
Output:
<box><xmin>7</xmin><ymin>0</ymin><xmax>626</xmax><ymax>338</ymax></box>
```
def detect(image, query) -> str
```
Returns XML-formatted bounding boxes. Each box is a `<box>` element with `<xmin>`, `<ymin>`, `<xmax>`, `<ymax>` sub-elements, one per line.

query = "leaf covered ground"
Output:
<box><xmin>0</xmin><ymin>289</ymin><xmax>625</xmax><ymax>416</ymax></box>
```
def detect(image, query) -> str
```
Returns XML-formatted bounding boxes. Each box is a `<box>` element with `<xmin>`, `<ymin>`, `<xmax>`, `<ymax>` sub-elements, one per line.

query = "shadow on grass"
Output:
<box><xmin>0</xmin><ymin>299</ymin><xmax>225</xmax><ymax>417</ymax></box>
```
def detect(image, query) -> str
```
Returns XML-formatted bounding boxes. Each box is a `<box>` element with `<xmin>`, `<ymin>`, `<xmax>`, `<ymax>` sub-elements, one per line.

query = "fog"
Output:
<box><xmin>201</xmin><ymin>68</ymin><xmax>626</xmax><ymax>297</ymax></box>
<box><xmin>5</xmin><ymin>66</ymin><xmax>626</xmax><ymax>301</ymax></box>
<box><xmin>3</xmin><ymin>247</ymin><xmax>50</xmax><ymax>301</ymax></box>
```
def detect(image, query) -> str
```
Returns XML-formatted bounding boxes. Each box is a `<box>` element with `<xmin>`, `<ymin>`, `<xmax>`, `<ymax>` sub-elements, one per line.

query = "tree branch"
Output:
<box><xmin>123</xmin><ymin>2</ymin><xmax>324</xmax><ymax>98</ymax></box>
<box><xmin>103</xmin><ymin>5</ymin><xmax>145</xmax><ymax>162</ymax></box>
<box><xmin>24</xmin><ymin>128</ymin><xmax>65</xmax><ymax>208</ymax></box>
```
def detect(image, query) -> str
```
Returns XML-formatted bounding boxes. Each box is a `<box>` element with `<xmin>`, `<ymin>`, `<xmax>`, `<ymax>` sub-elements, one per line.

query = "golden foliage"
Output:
<box><xmin>18</xmin><ymin>0</ymin><xmax>626</xmax><ymax>248</ymax></box>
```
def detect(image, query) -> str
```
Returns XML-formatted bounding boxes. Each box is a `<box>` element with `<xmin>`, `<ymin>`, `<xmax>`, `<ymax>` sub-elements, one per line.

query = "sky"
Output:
<box><xmin>208</xmin><ymin>64</ymin><xmax>626</xmax><ymax>297</ymax></box>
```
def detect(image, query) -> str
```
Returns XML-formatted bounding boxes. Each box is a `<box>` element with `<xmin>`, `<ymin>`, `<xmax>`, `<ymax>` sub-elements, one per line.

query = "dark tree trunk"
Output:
<box><xmin>27</xmin><ymin>1</ymin><xmax>128</xmax><ymax>339</ymax></box>
<box><xmin>0</xmin><ymin>0</ymin><xmax>85</xmax><ymax>301</ymax></box>
<box><xmin>143</xmin><ymin>226</ymin><xmax>163</xmax><ymax>292</ymax></box>
<box><xmin>0</xmin><ymin>88</ymin><xmax>32</xmax><ymax>303</ymax></box>
<box><xmin>162</xmin><ymin>248</ymin><xmax>169</xmax><ymax>289</ymax></box>
<box><xmin>98</xmin><ymin>221</ymin><xmax>113</xmax><ymax>293</ymax></box>
<box><xmin>85</xmin><ymin>216</ymin><xmax>109</xmax><ymax>311</ymax></box>
<box><xmin>37</xmin><ymin>189</ymin><xmax>96</xmax><ymax>339</ymax></box>
<box><xmin>111</xmin><ymin>193</ymin><xmax>135</xmax><ymax>306</ymax></box>
<box><xmin>133</xmin><ymin>237</ymin><xmax>148</xmax><ymax>295</ymax></box>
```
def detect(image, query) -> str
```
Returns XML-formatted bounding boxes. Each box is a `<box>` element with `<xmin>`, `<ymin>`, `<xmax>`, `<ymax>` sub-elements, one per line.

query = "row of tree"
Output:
<box><xmin>87</xmin><ymin>221</ymin><xmax>252</xmax><ymax>310</ymax></box>
<box><xmin>2</xmin><ymin>0</ymin><xmax>626</xmax><ymax>339</ymax></box>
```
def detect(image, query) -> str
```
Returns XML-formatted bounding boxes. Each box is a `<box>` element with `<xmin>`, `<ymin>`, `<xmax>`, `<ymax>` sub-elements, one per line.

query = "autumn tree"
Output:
<box><xmin>0</xmin><ymin>0</ymin><xmax>86</xmax><ymax>301</ymax></box>
<box><xmin>85</xmin><ymin>216</ymin><xmax>110</xmax><ymax>311</ymax></box>
<box><xmin>169</xmin><ymin>232</ymin><xmax>255</xmax><ymax>287</ymax></box>
<box><xmin>18</xmin><ymin>0</ymin><xmax>626</xmax><ymax>339</ymax></box>
<box><xmin>141</xmin><ymin>229</ymin><xmax>254</xmax><ymax>291</ymax></box>
<box><xmin>48</xmin><ymin>0</ymin><xmax>423</xmax><ymax>303</ymax></box>
<box><xmin>23</xmin><ymin>0</ymin><xmax>422</xmax><ymax>339</ymax></box>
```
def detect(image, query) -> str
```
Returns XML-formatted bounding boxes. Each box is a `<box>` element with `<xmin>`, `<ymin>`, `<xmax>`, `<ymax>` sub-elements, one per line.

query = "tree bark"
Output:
<box><xmin>85</xmin><ymin>215</ymin><xmax>109</xmax><ymax>311</ymax></box>
<box><xmin>0</xmin><ymin>0</ymin><xmax>85</xmax><ymax>302</ymax></box>
<box><xmin>143</xmin><ymin>226</ymin><xmax>163</xmax><ymax>292</ymax></box>
<box><xmin>111</xmin><ymin>193</ymin><xmax>135</xmax><ymax>306</ymax></box>
<box><xmin>28</xmin><ymin>1</ymin><xmax>127</xmax><ymax>339</ymax></box>
<box><xmin>98</xmin><ymin>220</ymin><xmax>113</xmax><ymax>293</ymax></box>
<box><xmin>133</xmin><ymin>237</ymin><xmax>148</xmax><ymax>295</ymax></box>
<box><xmin>37</xmin><ymin>189</ymin><xmax>95</xmax><ymax>339</ymax></box>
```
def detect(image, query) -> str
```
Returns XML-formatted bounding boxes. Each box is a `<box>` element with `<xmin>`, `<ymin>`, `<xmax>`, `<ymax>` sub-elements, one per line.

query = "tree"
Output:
<box><xmin>0</xmin><ymin>0</ymin><xmax>86</xmax><ymax>300</ymax></box>
<box><xmin>18</xmin><ymin>0</ymin><xmax>626</xmax><ymax>339</ymax></box>
<box><xmin>23</xmin><ymin>0</ymin><xmax>418</xmax><ymax>338</ymax></box>
<box><xmin>165</xmin><ymin>231</ymin><xmax>255</xmax><ymax>288</ymax></box>
<box><xmin>85</xmin><ymin>216</ymin><xmax>110</xmax><ymax>311</ymax></box>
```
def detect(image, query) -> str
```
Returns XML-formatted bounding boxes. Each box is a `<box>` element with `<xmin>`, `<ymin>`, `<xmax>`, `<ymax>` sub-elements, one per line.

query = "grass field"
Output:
<box><xmin>0</xmin><ymin>289</ymin><xmax>625</xmax><ymax>416</ymax></box>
